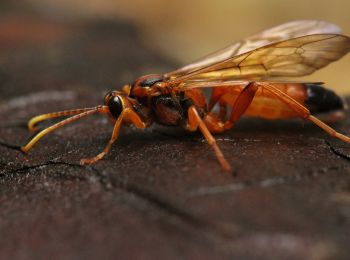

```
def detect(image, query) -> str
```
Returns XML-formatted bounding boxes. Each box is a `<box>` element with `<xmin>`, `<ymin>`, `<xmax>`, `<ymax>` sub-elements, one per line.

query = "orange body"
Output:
<box><xmin>210</xmin><ymin>83</ymin><xmax>307</xmax><ymax>119</ymax></box>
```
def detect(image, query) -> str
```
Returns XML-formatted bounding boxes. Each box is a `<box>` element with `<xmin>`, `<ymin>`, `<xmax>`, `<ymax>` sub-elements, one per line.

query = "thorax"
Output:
<box><xmin>149</xmin><ymin>89</ymin><xmax>207</xmax><ymax>126</ymax></box>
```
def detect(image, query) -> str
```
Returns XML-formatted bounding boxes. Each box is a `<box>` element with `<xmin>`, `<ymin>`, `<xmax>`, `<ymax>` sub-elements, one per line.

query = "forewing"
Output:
<box><xmin>165</xmin><ymin>20</ymin><xmax>342</xmax><ymax>79</ymax></box>
<box><xmin>171</xmin><ymin>34</ymin><xmax>350</xmax><ymax>83</ymax></box>
<box><xmin>175</xmin><ymin>80</ymin><xmax>323</xmax><ymax>91</ymax></box>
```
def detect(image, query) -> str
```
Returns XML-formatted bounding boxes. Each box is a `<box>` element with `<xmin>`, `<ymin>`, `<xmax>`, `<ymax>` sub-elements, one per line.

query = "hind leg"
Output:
<box><xmin>258</xmin><ymin>82</ymin><xmax>350</xmax><ymax>143</ymax></box>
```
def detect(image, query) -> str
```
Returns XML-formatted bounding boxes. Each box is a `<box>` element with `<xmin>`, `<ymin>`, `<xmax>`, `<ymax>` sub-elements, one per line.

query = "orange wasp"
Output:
<box><xmin>20</xmin><ymin>20</ymin><xmax>350</xmax><ymax>172</ymax></box>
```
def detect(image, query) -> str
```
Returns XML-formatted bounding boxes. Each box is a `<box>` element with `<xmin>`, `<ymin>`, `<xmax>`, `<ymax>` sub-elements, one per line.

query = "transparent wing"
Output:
<box><xmin>174</xmin><ymin>80</ymin><xmax>323</xmax><ymax>90</ymax></box>
<box><xmin>169</xmin><ymin>34</ymin><xmax>350</xmax><ymax>84</ymax></box>
<box><xmin>165</xmin><ymin>20</ymin><xmax>342</xmax><ymax>79</ymax></box>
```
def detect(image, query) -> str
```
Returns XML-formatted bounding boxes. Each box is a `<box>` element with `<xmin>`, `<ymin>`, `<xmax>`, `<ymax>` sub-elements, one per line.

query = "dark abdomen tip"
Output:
<box><xmin>305</xmin><ymin>84</ymin><xmax>345</xmax><ymax>113</ymax></box>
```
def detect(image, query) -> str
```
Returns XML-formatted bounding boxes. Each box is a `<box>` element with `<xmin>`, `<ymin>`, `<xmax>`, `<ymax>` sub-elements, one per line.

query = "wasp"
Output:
<box><xmin>20</xmin><ymin>20</ymin><xmax>350</xmax><ymax>172</ymax></box>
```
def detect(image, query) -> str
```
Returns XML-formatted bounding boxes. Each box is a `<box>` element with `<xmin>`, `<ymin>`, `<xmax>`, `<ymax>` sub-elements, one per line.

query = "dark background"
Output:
<box><xmin>0</xmin><ymin>2</ymin><xmax>350</xmax><ymax>259</ymax></box>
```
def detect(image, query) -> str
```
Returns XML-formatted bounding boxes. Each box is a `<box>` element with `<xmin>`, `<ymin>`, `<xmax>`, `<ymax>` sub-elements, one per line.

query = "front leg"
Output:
<box><xmin>80</xmin><ymin>108</ymin><xmax>146</xmax><ymax>165</ymax></box>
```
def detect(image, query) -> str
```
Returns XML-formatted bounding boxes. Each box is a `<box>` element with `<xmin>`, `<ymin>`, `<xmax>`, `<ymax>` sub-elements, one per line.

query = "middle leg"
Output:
<box><xmin>187</xmin><ymin>105</ymin><xmax>231</xmax><ymax>172</ymax></box>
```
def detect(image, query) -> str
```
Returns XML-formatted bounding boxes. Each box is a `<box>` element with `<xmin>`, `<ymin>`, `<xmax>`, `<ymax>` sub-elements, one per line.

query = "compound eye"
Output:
<box><xmin>104</xmin><ymin>91</ymin><xmax>115</xmax><ymax>105</ymax></box>
<box><xmin>108</xmin><ymin>96</ymin><xmax>123</xmax><ymax>118</ymax></box>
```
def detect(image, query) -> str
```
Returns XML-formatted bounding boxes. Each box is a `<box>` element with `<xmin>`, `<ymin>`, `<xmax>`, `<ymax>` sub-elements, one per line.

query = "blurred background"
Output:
<box><xmin>10</xmin><ymin>0</ymin><xmax>350</xmax><ymax>94</ymax></box>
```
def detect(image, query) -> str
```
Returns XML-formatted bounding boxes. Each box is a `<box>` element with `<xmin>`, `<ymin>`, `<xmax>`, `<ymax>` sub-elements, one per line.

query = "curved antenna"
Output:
<box><xmin>28</xmin><ymin>107</ymin><xmax>97</xmax><ymax>132</ymax></box>
<box><xmin>21</xmin><ymin>105</ymin><xmax>109</xmax><ymax>153</ymax></box>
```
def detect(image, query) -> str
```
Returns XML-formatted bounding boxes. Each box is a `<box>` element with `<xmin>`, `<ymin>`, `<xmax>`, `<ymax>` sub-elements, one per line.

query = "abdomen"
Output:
<box><xmin>219</xmin><ymin>83</ymin><xmax>345</xmax><ymax>120</ymax></box>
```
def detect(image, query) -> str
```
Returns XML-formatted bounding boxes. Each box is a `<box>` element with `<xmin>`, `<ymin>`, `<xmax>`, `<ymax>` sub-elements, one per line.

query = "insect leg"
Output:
<box><xmin>224</xmin><ymin>82</ymin><xmax>258</xmax><ymax>129</ymax></box>
<box><xmin>124</xmin><ymin>109</ymin><xmax>147</xmax><ymax>129</ymax></box>
<box><xmin>260</xmin><ymin>83</ymin><xmax>350</xmax><ymax>143</ymax></box>
<box><xmin>208</xmin><ymin>88</ymin><xmax>225</xmax><ymax>111</ymax></box>
<box><xmin>218</xmin><ymin>100</ymin><xmax>227</xmax><ymax>121</ymax></box>
<box><xmin>80</xmin><ymin>108</ymin><xmax>146</xmax><ymax>165</ymax></box>
<box><xmin>21</xmin><ymin>106</ymin><xmax>109</xmax><ymax>153</ymax></box>
<box><xmin>27</xmin><ymin>108</ymin><xmax>95</xmax><ymax>132</ymax></box>
<box><xmin>187</xmin><ymin>106</ymin><xmax>231</xmax><ymax>172</ymax></box>
<box><xmin>80</xmin><ymin>110</ymin><xmax>125</xmax><ymax>165</ymax></box>
<box><xmin>204</xmin><ymin>83</ymin><xmax>257</xmax><ymax>133</ymax></box>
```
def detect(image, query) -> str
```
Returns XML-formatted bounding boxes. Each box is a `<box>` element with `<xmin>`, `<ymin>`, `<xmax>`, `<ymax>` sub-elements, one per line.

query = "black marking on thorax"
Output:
<box><xmin>138</xmin><ymin>76</ymin><xmax>164</xmax><ymax>87</ymax></box>
<box><xmin>150</xmin><ymin>93</ymin><xmax>195</xmax><ymax>126</ymax></box>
